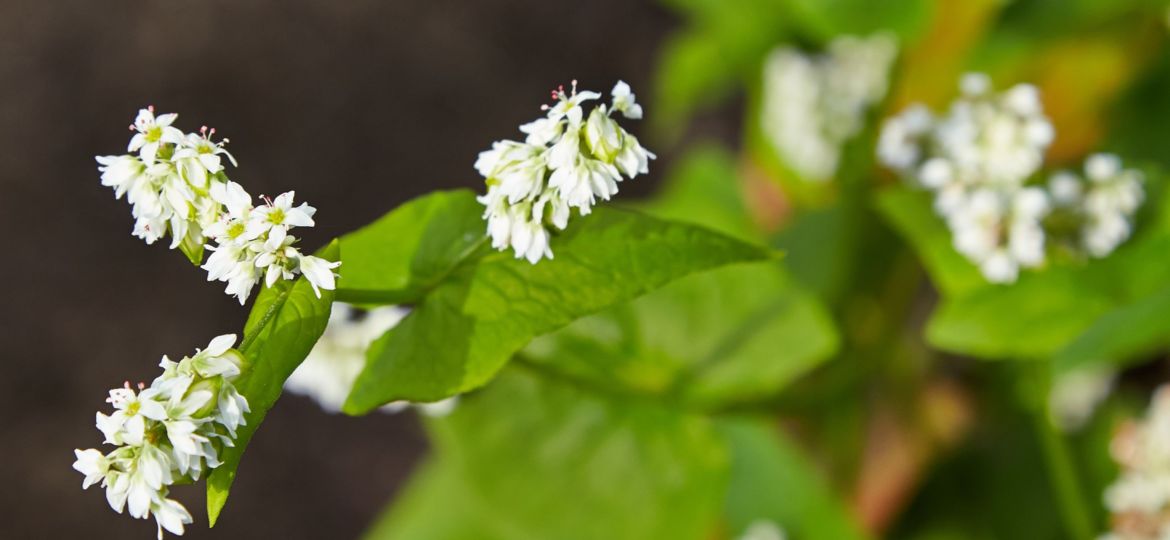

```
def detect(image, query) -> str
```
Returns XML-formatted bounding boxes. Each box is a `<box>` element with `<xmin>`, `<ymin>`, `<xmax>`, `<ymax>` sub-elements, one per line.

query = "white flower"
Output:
<box><xmin>73</xmin><ymin>335</ymin><xmax>251</xmax><ymax>538</ymax></box>
<box><xmin>97</xmin><ymin>155</ymin><xmax>149</xmax><ymax>199</ymax></box>
<box><xmin>172</xmin><ymin>127</ymin><xmax>237</xmax><ymax>189</ymax></box>
<box><xmin>128</xmin><ymin>107</ymin><xmax>184</xmax><ymax>164</ymax></box>
<box><xmin>510</xmin><ymin>204</ymin><xmax>553</xmax><ymax>264</ymax></box>
<box><xmin>73</xmin><ymin>449</ymin><xmax>111</xmax><ymax>489</ymax></box>
<box><xmin>247</xmin><ymin>191</ymin><xmax>316</xmax><ymax>239</ymax></box>
<box><xmin>544</xmin><ymin>81</ymin><xmax>600</xmax><ymax>126</ymax></box>
<box><xmin>610</xmin><ymin>80</ymin><xmax>643</xmax><ymax>120</ymax></box>
<box><xmin>762</xmin><ymin>34</ymin><xmax>898</xmax><ymax>182</ymax></box>
<box><xmin>475</xmin><ymin>80</ymin><xmax>654</xmax><ymax>263</ymax></box>
<box><xmin>152</xmin><ymin>497</ymin><xmax>193</xmax><ymax>540</ymax></box>
<box><xmin>298</xmin><ymin>255</ymin><xmax>342</xmax><ymax>297</ymax></box>
<box><xmin>98</xmin><ymin>384</ymin><xmax>168</xmax><ymax>446</ymax></box>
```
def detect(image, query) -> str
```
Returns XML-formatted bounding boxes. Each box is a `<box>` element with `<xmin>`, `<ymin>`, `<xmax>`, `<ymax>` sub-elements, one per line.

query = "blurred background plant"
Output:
<box><xmin>10</xmin><ymin>0</ymin><xmax>1170</xmax><ymax>539</ymax></box>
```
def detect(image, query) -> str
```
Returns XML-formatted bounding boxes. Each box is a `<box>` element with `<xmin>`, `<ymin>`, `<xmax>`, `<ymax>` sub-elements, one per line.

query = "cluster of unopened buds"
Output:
<box><xmin>96</xmin><ymin>107</ymin><xmax>339</xmax><ymax>303</ymax></box>
<box><xmin>1101</xmin><ymin>386</ymin><xmax>1170</xmax><ymax>540</ymax></box>
<box><xmin>760</xmin><ymin>33</ymin><xmax>898</xmax><ymax>182</ymax></box>
<box><xmin>879</xmin><ymin>73</ymin><xmax>1144</xmax><ymax>284</ymax></box>
<box><xmin>476</xmin><ymin>80</ymin><xmax>655</xmax><ymax>263</ymax></box>
<box><xmin>73</xmin><ymin>335</ymin><xmax>250</xmax><ymax>540</ymax></box>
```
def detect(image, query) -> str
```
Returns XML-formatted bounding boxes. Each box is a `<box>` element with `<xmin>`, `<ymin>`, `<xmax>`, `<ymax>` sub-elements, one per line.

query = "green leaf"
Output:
<box><xmin>423</xmin><ymin>367</ymin><xmax>730</xmax><ymax>540</ymax></box>
<box><xmin>720</xmin><ymin>419</ymin><xmax>870</xmax><ymax>540</ymax></box>
<box><xmin>523</xmin><ymin>262</ymin><xmax>839</xmax><ymax>409</ymax></box>
<box><xmin>876</xmin><ymin>187</ymin><xmax>986</xmax><ymax>297</ymax></box>
<box><xmin>336</xmin><ymin>190</ymin><xmax>486</xmax><ymax>305</ymax></box>
<box><xmin>780</xmin><ymin>0</ymin><xmax>931</xmax><ymax>42</ymax></box>
<box><xmin>206</xmin><ymin>241</ymin><xmax>339</xmax><ymax>526</ymax></box>
<box><xmin>773</xmin><ymin>202</ymin><xmax>863</xmax><ymax>302</ymax></box>
<box><xmin>517</xmin><ymin>147</ymin><xmax>836</xmax><ymax>408</ymax></box>
<box><xmin>362</xmin><ymin>457</ymin><xmax>510</xmax><ymax>540</ymax></box>
<box><xmin>925</xmin><ymin>270</ymin><xmax>1115</xmax><ymax>360</ymax></box>
<box><xmin>1055</xmin><ymin>283</ymin><xmax>1170</xmax><ymax>373</ymax></box>
<box><xmin>343</xmin><ymin>207</ymin><xmax>777</xmax><ymax>414</ymax></box>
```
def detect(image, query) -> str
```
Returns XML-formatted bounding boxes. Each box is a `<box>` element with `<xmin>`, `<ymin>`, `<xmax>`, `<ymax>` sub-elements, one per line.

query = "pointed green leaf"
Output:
<box><xmin>1055</xmin><ymin>284</ymin><xmax>1170</xmax><ymax>373</ymax></box>
<box><xmin>343</xmin><ymin>207</ymin><xmax>776</xmax><ymax>413</ymax></box>
<box><xmin>206</xmin><ymin>241</ymin><xmax>339</xmax><ymax>525</ymax></box>
<box><xmin>925</xmin><ymin>269</ymin><xmax>1114</xmax><ymax>360</ymax></box>
<box><xmin>336</xmin><ymin>190</ymin><xmax>487</xmax><ymax>305</ymax></box>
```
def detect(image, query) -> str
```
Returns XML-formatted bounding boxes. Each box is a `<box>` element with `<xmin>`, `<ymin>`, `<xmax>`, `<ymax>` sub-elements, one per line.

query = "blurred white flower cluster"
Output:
<box><xmin>97</xmin><ymin>107</ymin><xmax>339</xmax><ymax>303</ymax></box>
<box><xmin>879</xmin><ymin>74</ymin><xmax>1144</xmax><ymax>283</ymax></box>
<box><xmin>739</xmin><ymin>520</ymin><xmax>787</xmax><ymax>540</ymax></box>
<box><xmin>761</xmin><ymin>33</ymin><xmax>898</xmax><ymax>182</ymax></box>
<box><xmin>1049</xmin><ymin>367</ymin><xmax>1117</xmax><ymax>432</ymax></box>
<box><xmin>1048</xmin><ymin>154</ymin><xmax>1145</xmax><ymax>259</ymax></box>
<box><xmin>1101</xmin><ymin>386</ymin><xmax>1170</xmax><ymax>540</ymax></box>
<box><xmin>284</xmin><ymin>303</ymin><xmax>457</xmax><ymax>416</ymax></box>
<box><xmin>72</xmin><ymin>335</ymin><xmax>250</xmax><ymax>539</ymax></box>
<box><xmin>476</xmin><ymin>81</ymin><xmax>654</xmax><ymax>263</ymax></box>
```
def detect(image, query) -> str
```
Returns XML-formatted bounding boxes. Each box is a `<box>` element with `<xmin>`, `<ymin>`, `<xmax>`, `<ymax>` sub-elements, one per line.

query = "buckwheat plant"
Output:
<box><xmin>760</xmin><ymin>33</ymin><xmax>898</xmax><ymax>182</ymax></box>
<box><xmin>878</xmin><ymin>73</ymin><xmax>1144</xmax><ymax>283</ymax></box>
<box><xmin>96</xmin><ymin>108</ymin><xmax>339</xmax><ymax>303</ymax></box>
<box><xmin>72</xmin><ymin>335</ymin><xmax>249</xmax><ymax>540</ymax></box>
<box><xmin>476</xmin><ymin>80</ymin><xmax>655</xmax><ymax>263</ymax></box>
<box><xmin>73</xmin><ymin>83</ymin><xmax>779</xmax><ymax>540</ymax></box>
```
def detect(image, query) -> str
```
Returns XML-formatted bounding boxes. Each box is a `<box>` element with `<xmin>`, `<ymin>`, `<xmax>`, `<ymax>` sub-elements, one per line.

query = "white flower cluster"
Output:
<box><xmin>201</xmin><ymin>182</ymin><xmax>340</xmax><ymax>304</ymax></box>
<box><xmin>1048</xmin><ymin>154</ymin><xmax>1145</xmax><ymax>258</ymax></box>
<box><xmin>72</xmin><ymin>335</ymin><xmax>250</xmax><ymax>539</ymax></box>
<box><xmin>761</xmin><ymin>33</ymin><xmax>898</xmax><ymax>182</ymax></box>
<box><xmin>97</xmin><ymin>107</ymin><xmax>340</xmax><ymax>303</ymax></box>
<box><xmin>284</xmin><ymin>303</ymin><xmax>457</xmax><ymax>416</ymax></box>
<box><xmin>1101</xmin><ymin>386</ymin><xmax>1170</xmax><ymax>540</ymax></box>
<box><xmin>879</xmin><ymin>74</ymin><xmax>1143</xmax><ymax>284</ymax></box>
<box><xmin>476</xmin><ymin>80</ymin><xmax>655</xmax><ymax>263</ymax></box>
<box><xmin>1048</xmin><ymin>367</ymin><xmax>1116</xmax><ymax>432</ymax></box>
<box><xmin>96</xmin><ymin>107</ymin><xmax>237</xmax><ymax>257</ymax></box>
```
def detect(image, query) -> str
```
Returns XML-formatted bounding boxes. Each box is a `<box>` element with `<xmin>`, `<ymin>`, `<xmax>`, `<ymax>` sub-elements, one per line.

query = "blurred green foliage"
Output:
<box><xmin>351</xmin><ymin>0</ymin><xmax>1170</xmax><ymax>538</ymax></box>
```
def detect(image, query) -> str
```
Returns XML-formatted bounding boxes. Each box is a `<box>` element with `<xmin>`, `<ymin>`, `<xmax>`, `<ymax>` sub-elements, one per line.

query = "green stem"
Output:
<box><xmin>1025</xmin><ymin>366</ymin><xmax>1095</xmax><ymax>540</ymax></box>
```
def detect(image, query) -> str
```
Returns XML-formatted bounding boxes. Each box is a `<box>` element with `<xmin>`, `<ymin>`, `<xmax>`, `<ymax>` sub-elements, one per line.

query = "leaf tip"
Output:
<box><xmin>341</xmin><ymin>395</ymin><xmax>371</xmax><ymax>416</ymax></box>
<box><xmin>206</xmin><ymin>488</ymin><xmax>226</xmax><ymax>527</ymax></box>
